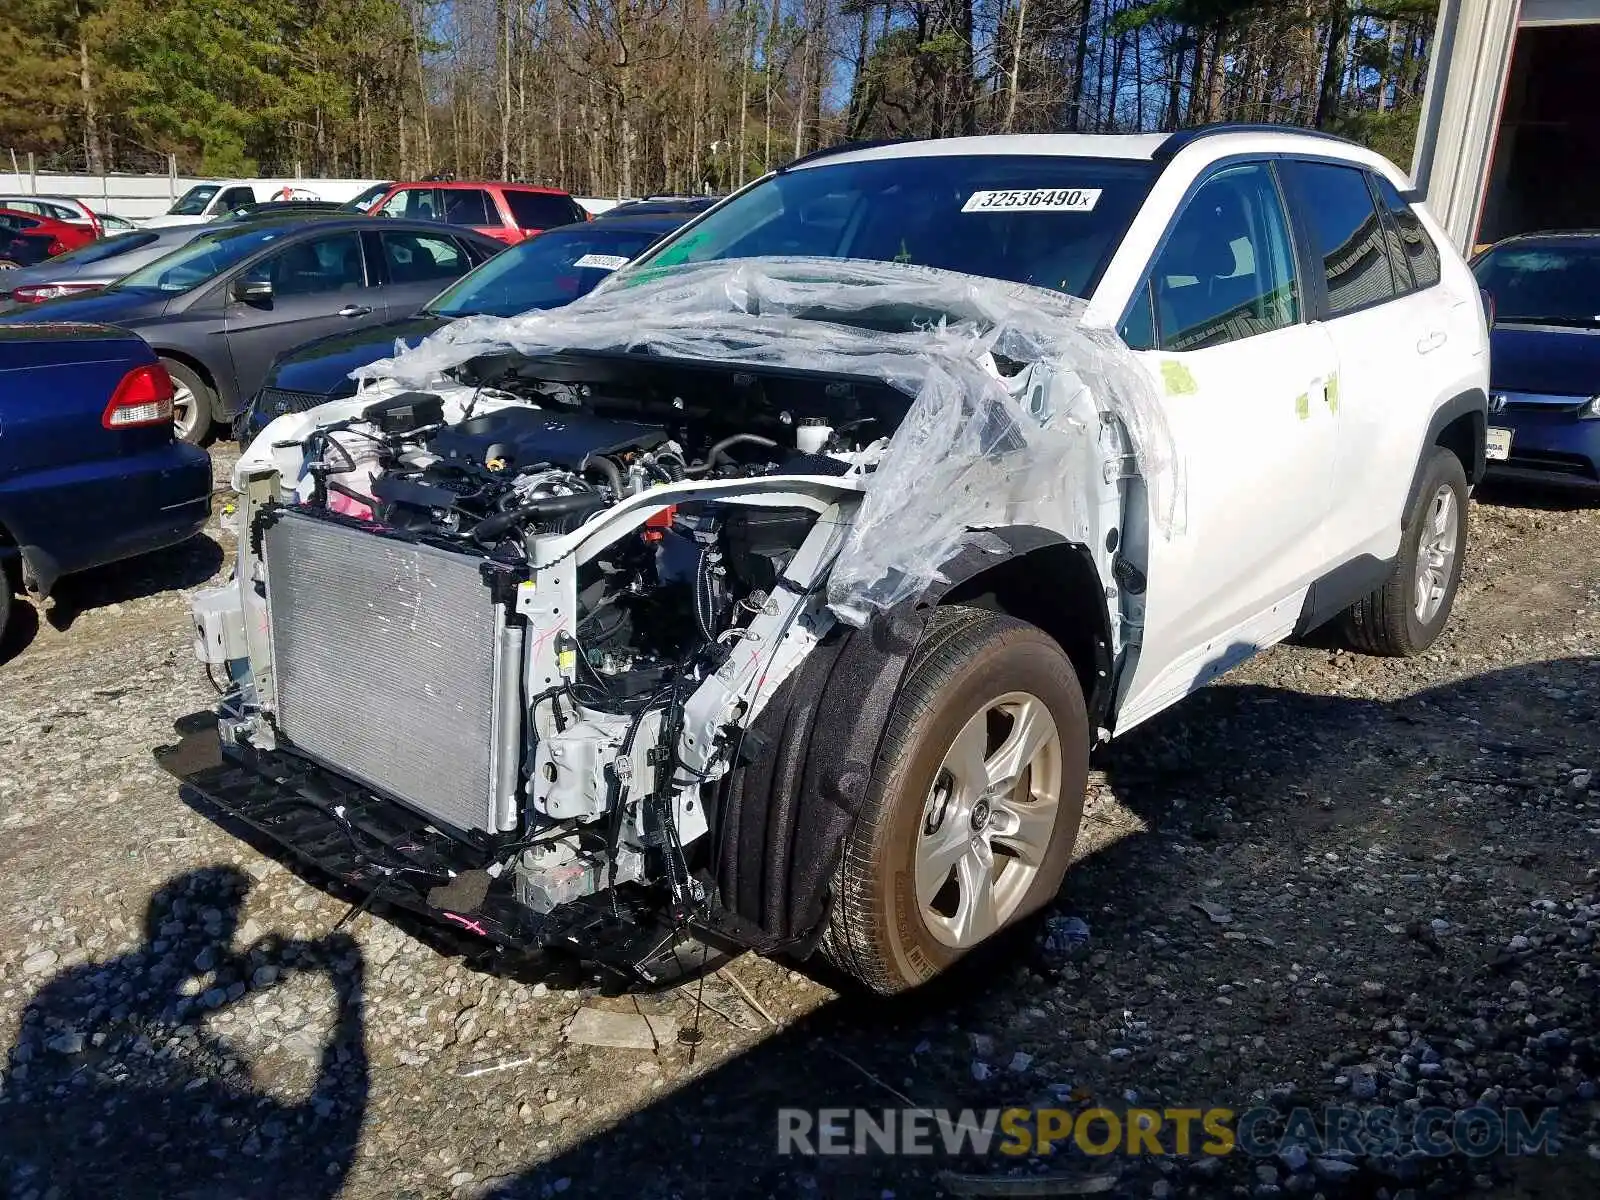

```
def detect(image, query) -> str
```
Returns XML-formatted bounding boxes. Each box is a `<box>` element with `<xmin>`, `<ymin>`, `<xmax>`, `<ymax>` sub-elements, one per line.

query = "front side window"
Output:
<box><xmin>1370</xmin><ymin>173</ymin><xmax>1442</xmax><ymax>290</ymax></box>
<box><xmin>631</xmin><ymin>154</ymin><xmax>1158</xmax><ymax>298</ymax></box>
<box><xmin>1125</xmin><ymin>162</ymin><xmax>1301</xmax><ymax>352</ymax></box>
<box><xmin>218</xmin><ymin>187</ymin><xmax>255</xmax><ymax>211</ymax></box>
<box><xmin>1287</xmin><ymin>160</ymin><xmax>1400</xmax><ymax>316</ymax></box>
<box><xmin>382</xmin><ymin>231</ymin><xmax>468</xmax><ymax>283</ymax></box>
<box><xmin>246</xmin><ymin>232</ymin><xmax>366</xmax><ymax>297</ymax></box>
<box><xmin>379</xmin><ymin>188</ymin><xmax>439</xmax><ymax>221</ymax></box>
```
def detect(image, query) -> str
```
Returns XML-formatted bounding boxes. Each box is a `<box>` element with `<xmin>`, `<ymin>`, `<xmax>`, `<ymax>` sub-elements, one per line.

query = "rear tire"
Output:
<box><xmin>821</xmin><ymin>606</ymin><xmax>1089</xmax><ymax>994</ymax></box>
<box><xmin>161</xmin><ymin>357</ymin><xmax>216</xmax><ymax>446</ymax></box>
<box><xmin>1342</xmin><ymin>446</ymin><xmax>1468</xmax><ymax>657</ymax></box>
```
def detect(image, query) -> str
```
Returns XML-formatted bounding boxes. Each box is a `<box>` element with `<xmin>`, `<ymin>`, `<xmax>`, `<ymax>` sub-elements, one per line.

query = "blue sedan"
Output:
<box><xmin>1473</xmin><ymin>233</ymin><xmax>1600</xmax><ymax>489</ymax></box>
<box><xmin>0</xmin><ymin>324</ymin><xmax>212</xmax><ymax>645</ymax></box>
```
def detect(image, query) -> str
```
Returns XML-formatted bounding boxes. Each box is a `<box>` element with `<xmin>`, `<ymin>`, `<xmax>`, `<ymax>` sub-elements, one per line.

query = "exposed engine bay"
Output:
<box><xmin>177</xmin><ymin>261</ymin><xmax>1175</xmax><ymax>982</ymax></box>
<box><xmin>192</xmin><ymin>350</ymin><xmax>929</xmax><ymax>973</ymax></box>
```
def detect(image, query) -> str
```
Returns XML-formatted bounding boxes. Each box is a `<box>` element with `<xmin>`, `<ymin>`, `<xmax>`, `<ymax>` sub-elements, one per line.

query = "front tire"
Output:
<box><xmin>160</xmin><ymin>357</ymin><xmax>216</xmax><ymax>446</ymax></box>
<box><xmin>822</xmin><ymin>606</ymin><xmax>1089</xmax><ymax>994</ymax></box>
<box><xmin>1342</xmin><ymin>446</ymin><xmax>1468</xmax><ymax>657</ymax></box>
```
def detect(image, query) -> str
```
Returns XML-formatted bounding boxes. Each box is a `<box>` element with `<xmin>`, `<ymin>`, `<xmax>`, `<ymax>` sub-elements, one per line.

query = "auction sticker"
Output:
<box><xmin>961</xmin><ymin>188</ymin><xmax>1101</xmax><ymax>213</ymax></box>
<box><xmin>573</xmin><ymin>253</ymin><xmax>630</xmax><ymax>270</ymax></box>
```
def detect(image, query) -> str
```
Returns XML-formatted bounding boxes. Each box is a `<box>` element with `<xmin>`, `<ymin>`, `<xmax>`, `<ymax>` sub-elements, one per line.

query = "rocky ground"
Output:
<box><xmin>0</xmin><ymin>448</ymin><xmax>1595</xmax><ymax>1200</ymax></box>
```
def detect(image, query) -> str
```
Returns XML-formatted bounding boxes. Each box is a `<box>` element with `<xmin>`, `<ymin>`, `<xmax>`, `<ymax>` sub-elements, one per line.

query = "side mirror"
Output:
<box><xmin>234</xmin><ymin>277</ymin><xmax>273</xmax><ymax>306</ymax></box>
<box><xmin>1479</xmin><ymin>287</ymin><xmax>1496</xmax><ymax>330</ymax></box>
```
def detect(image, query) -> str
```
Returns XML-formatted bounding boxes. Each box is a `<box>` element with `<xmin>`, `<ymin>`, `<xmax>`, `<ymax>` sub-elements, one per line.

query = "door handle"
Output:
<box><xmin>338</xmin><ymin>304</ymin><xmax>372</xmax><ymax>318</ymax></box>
<box><xmin>1416</xmin><ymin>329</ymin><xmax>1447</xmax><ymax>354</ymax></box>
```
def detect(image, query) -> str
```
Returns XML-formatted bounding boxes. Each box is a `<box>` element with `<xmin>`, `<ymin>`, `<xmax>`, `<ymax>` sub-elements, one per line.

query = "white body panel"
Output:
<box><xmin>143</xmin><ymin>178</ymin><xmax>384</xmax><ymax>227</ymax></box>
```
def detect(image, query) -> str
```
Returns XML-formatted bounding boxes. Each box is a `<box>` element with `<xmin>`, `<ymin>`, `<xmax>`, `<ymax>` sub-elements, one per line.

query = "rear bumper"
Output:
<box><xmin>153</xmin><ymin>723</ymin><xmax>717</xmax><ymax>984</ymax></box>
<box><xmin>1486</xmin><ymin>409</ymin><xmax>1600</xmax><ymax>487</ymax></box>
<box><xmin>3</xmin><ymin>442</ymin><xmax>213</xmax><ymax>591</ymax></box>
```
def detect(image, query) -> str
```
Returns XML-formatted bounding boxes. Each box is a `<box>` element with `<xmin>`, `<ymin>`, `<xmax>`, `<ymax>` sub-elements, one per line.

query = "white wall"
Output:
<box><xmin>1412</xmin><ymin>0</ymin><xmax>1600</xmax><ymax>250</ymax></box>
<box><xmin>1410</xmin><ymin>0</ymin><xmax>1521</xmax><ymax>251</ymax></box>
<box><xmin>0</xmin><ymin>171</ymin><xmax>204</xmax><ymax>221</ymax></box>
<box><xmin>0</xmin><ymin>172</ymin><xmax>384</xmax><ymax>221</ymax></box>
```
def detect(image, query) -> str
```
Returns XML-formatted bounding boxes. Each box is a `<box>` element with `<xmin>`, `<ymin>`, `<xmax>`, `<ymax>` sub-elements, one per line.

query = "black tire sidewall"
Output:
<box><xmin>1398</xmin><ymin>448</ymin><xmax>1469</xmax><ymax>651</ymax></box>
<box><xmin>871</xmin><ymin>622</ymin><xmax>1089</xmax><ymax>987</ymax></box>
<box><xmin>160</xmin><ymin>358</ymin><xmax>215</xmax><ymax>446</ymax></box>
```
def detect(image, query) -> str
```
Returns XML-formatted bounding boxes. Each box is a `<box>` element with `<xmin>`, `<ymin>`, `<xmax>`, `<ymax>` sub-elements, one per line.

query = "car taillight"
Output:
<box><xmin>13</xmin><ymin>282</ymin><xmax>98</xmax><ymax>303</ymax></box>
<box><xmin>103</xmin><ymin>362</ymin><xmax>176</xmax><ymax>429</ymax></box>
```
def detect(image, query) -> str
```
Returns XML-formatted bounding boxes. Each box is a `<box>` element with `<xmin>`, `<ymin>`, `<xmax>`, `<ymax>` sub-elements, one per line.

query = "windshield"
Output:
<box><xmin>114</xmin><ymin>225</ymin><xmax>286</xmax><ymax>293</ymax></box>
<box><xmin>41</xmin><ymin>230</ymin><xmax>159</xmax><ymax>266</ymax></box>
<box><xmin>168</xmin><ymin>185</ymin><xmax>221</xmax><ymax>217</ymax></box>
<box><xmin>1474</xmin><ymin>243</ymin><xmax>1600</xmax><ymax>326</ymax></box>
<box><xmin>425</xmin><ymin>225</ymin><xmax>663</xmax><ymax>318</ymax></box>
<box><xmin>630</xmin><ymin>154</ymin><xmax>1157</xmax><ymax>296</ymax></box>
<box><xmin>341</xmin><ymin>183</ymin><xmax>392</xmax><ymax>213</ymax></box>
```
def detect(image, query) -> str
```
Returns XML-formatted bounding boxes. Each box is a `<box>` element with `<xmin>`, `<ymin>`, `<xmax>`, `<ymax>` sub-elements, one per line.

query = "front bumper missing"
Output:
<box><xmin>153</xmin><ymin>720</ymin><xmax>728</xmax><ymax>986</ymax></box>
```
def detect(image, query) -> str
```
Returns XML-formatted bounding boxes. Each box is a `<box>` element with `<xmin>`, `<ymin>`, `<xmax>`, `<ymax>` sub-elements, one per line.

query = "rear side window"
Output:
<box><xmin>441</xmin><ymin>189</ymin><xmax>494</xmax><ymax>226</ymax></box>
<box><xmin>381</xmin><ymin>231</ymin><xmax>469</xmax><ymax>282</ymax></box>
<box><xmin>1285</xmin><ymin>160</ymin><xmax>1399</xmax><ymax>316</ymax></box>
<box><xmin>1124</xmin><ymin>162</ymin><xmax>1301</xmax><ymax>352</ymax></box>
<box><xmin>504</xmin><ymin>190</ymin><xmax>583</xmax><ymax>230</ymax></box>
<box><xmin>1370</xmin><ymin>173</ymin><xmax>1442</xmax><ymax>290</ymax></box>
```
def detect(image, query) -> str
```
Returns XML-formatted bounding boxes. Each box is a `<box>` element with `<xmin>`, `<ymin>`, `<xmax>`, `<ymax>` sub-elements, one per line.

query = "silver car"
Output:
<box><xmin>0</xmin><ymin>224</ymin><xmax>218</xmax><ymax>309</ymax></box>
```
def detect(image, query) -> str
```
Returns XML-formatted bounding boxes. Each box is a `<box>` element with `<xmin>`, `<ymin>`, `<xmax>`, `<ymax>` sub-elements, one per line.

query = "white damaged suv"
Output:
<box><xmin>168</xmin><ymin>127</ymin><xmax>1488</xmax><ymax>993</ymax></box>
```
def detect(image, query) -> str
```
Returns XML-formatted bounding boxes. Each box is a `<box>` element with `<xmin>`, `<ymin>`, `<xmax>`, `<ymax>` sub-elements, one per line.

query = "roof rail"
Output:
<box><xmin>776</xmin><ymin>138</ymin><xmax>914</xmax><ymax>173</ymax></box>
<box><xmin>1153</xmin><ymin>122</ymin><xmax>1360</xmax><ymax>163</ymax></box>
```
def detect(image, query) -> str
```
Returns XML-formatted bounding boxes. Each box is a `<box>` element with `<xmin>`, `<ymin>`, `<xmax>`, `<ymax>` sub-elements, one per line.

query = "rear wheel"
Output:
<box><xmin>160</xmin><ymin>358</ymin><xmax>216</xmax><ymax>446</ymax></box>
<box><xmin>821</xmin><ymin>606</ymin><xmax>1089</xmax><ymax>994</ymax></box>
<box><xmin>1342</xmin><ymin>446</ymin><xmax>1468</xmax><ymax>657</ymax></box>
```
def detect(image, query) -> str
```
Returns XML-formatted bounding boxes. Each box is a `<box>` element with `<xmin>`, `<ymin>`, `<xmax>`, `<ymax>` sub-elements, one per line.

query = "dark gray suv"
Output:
<box><xmin>0</xmin><ymin>216</ymin><xmax>502</xmax><ymax>442</ymax></box>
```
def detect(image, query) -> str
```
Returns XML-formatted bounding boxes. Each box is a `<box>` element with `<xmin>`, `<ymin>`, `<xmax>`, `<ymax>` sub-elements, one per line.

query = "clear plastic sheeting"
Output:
<box><xmin>353</xmin><ymin>258</ymin><xmax>1183</xmax><ymax>625</ymax></box>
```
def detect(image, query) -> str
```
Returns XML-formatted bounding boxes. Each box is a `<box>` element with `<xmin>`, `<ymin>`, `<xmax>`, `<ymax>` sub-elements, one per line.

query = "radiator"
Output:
<box><xmin>262</xmin><ymin>509</ymin><xmax>523</xmax><ymax>834</ymax></box>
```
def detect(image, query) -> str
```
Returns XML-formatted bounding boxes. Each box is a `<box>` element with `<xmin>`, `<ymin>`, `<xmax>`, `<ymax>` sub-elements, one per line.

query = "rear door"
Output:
<box><xmin>438</xmin><ymin>187</ymin><xmax>510</xmax><ymax>242</ymax></box>
<box><xmin>1278</xmin><ymin>160</ymin><xmax>1429</xmax><ymax>569</ymax></box>
<box><xmin>374</xmin><ymin>228</ymin><xmax>478</xmax><ymax>316</ymax></box>
<box><xmin>1114</xmin><ymin>160</ymin><xmax>1340</xmax><ymax>729</ymax></box>
<box><xmin>223</xmin><ymin>229</ymin><xmax>388</xmax><ymax>407</ymax></box>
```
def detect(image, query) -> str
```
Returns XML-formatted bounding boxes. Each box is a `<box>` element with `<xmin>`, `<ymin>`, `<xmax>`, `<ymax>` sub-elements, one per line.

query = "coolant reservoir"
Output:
<box><xmin>324</xmin><ymin>431</ymin><xmax>382</xmax><ymax>520</ymax></box>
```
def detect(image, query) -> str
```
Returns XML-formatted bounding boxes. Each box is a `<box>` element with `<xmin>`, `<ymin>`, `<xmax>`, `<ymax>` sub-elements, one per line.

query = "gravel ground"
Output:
<box><xmin>0</xmin><ymin>449</ymin><xmax>1596</xmax><ymax>1200</ymax></box>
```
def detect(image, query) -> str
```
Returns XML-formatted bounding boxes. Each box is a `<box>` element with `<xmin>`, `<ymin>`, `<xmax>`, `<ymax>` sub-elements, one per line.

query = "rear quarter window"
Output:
<box><xmin>504</xmin><ymin>190</ymin><xmax>584</xmax><ymax>230</ymax></box>
<box><xmin>1370</xmin><ymin>173</ymin><xmax>1442</xmax><ymax>290</ymax></box>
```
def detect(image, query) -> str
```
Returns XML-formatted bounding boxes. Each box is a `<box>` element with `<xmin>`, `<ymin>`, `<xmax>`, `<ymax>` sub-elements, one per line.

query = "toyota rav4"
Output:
<box><xmin>165</xmin><ymin>127</ymin><xmax>1488</xmax><ymax>994</ymax></box>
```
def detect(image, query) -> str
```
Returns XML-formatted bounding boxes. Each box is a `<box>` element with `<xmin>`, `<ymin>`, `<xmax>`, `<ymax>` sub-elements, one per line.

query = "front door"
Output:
<box><xmin>1114</xmin><ymin>160</ymin><xmax>1340</xmax><ymax>731</ymax></box>
<box><xmin>223</xmin><ymin>230</ymin><xmax>389</xmax><ymax>408</ymax></box>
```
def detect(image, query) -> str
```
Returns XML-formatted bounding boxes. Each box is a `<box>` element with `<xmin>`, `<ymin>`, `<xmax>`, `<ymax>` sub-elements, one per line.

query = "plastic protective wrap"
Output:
<box><xmin>353</xmin><ymin>259</ymin><xmax>1183</xmax><ymax>625</ymax></box>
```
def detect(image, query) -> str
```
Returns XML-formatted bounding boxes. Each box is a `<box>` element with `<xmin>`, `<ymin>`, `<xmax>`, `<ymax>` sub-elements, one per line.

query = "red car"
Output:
<box><xmin>0</xmin><ymin>208</ymin><xmax>97</xmax><ymax>268</ymax></box>
<box><xmin>369</xmin><ymin>181</ymin><xmax>589</xmax><ymax>245</ymax></box>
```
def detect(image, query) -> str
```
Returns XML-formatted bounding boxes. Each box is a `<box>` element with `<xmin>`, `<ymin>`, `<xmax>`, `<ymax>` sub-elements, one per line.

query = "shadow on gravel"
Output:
<box><xmin>44</xmin><ymin>533</ymin><xmax>225</xmax><ymax>633</ymax></box>
<box><xmin>0</xmin><ymin>866</ymin><xmax>368</xmax><ymax>1200</ymax></box>
<box><xmin>1474</xmin><ymin>479</ymin><xmax>1600</xmax><ymax>512</ymax></box>
<box><xmin>476</xmin><ymin>657</ymin><xmax>1599</xmax><ymax>1199</ymax></box>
